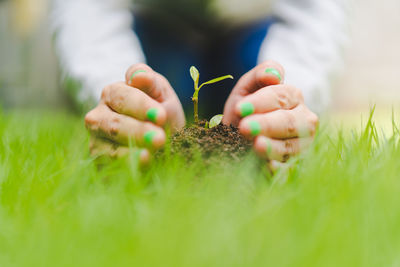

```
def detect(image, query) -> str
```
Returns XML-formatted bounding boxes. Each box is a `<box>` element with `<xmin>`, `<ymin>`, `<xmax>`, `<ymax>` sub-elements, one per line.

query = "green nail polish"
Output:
<box><xmin>130</xmin><ymin>70</ymin><xmax>146</xmax><ymax>81</ymax></box>
<box><xmin>265</xmin><ymin>138</ymin><xmax>272</xmax><ymax>157</ymax></box>
<box><xmin>240</xmin><ymin>102</ymin><xmax>255</xmax><ymax>117</ymax></box>
<box><xmin>248</xmin><ymin>121</ymin><xmax>261</xmax><ymax>136</ymax></box>
<box><xmin>143</xmin><ymin>131</ymin><xmax>157</xmax><ymax>146</ymax></box>
<box><xmin>265</xmin><ymin>68</ymin><xmax>281</xmax><ymax>81</ymax></box>
<box><xmin>146</xmin><ymin>108</ymin><xmax>158</xmax><ymax>123</ymax></box>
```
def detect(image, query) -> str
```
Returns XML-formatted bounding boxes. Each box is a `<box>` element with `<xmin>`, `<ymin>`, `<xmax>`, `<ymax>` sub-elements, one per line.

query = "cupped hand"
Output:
<box><xmin>223</xmin><ymin>61</ymin><xmax>318</xmax><ymax>170</ymax></box>
<box><xmin>85</xmin><ymin>63</ymin><xmax>185</xmax><ymax>165</ymax></box>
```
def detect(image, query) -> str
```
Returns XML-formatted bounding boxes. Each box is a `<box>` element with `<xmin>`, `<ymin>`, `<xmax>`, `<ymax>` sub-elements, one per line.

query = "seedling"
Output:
<box><xmin>190</xmin><ymin>66</ymin><xmax>233</xmax><ymax>124</ymax></box>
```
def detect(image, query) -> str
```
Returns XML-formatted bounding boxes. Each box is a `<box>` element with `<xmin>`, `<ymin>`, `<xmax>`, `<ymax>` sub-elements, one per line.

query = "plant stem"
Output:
<box><xmin>192</xmin><ymin>97</ymin><xmax>199</xmax><ymax>124</ymax></box>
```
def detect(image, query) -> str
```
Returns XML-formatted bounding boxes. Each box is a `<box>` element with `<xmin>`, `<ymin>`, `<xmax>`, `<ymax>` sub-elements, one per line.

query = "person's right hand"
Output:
<box><xmin>85</xmin><ymin>63</ymin><xmax>185</xmax><ymax>165</ymax></box>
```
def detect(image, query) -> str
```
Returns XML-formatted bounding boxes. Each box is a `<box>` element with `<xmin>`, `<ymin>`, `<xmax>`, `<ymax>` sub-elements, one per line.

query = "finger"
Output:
<box><xmin>90</xmin><ymin>137</ymin><xmax>151</xmax><ymax>163</ymax></box>
<box><xmin>223</xmin><ymin>61</ymin><xmax>285</xmax><ymax>125</ymax></box>
<box><xmin>125</xmin><ymin>63</ymin><xmax>166</xmax><ymax>102</ymax></box>
<box><xmin>125</xmin><ymin>63</ymin><xmax>186</xmax><ymax>131</ymax></box>
<box><xmin>85</xmin><ymin>105</ymin><xmax>166</xmax><ymax>149</ymax></box>
<box><xmin>239</xmin><ymin>105</ymin><xmax>318</xmax><ymax>139</ymax></box>
<box><xmin>101</xmin><ymin>82</ymin><xmax>167</xmax><ymax>126</ymax></box>
<box><xmin>90</xmin><ymin>137</ymin><xmax>151</xmax><ymax>165</ymax></box>
<box><xmin>268</xmin><ymin>160</ymin><xmax>286</xmax><ymax>173</ymax></box>
<box><xmin>234</xmin><ymin>85</ymin><xmax>304</xmax><ymax>118</ymax></box>
<box><xmin>254</xmin><ymin>135</ymin><xmax>313</xmax><ymax>162</ymax></box>
<box><xmin>233</xmin><ymin>60</ymin><xmax>285</xmax><ymax>96</ymax></box>
<box><xmin>90</xmin><ymin>137</ymin><xmax>130</xmax><ymax>158</ymax></box>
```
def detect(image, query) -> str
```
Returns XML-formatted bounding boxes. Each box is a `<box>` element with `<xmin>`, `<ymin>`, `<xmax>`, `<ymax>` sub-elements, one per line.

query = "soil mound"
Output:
<box><xmin>168</xmin><ymin>121</ymin><xmax>252</xmax><ymax>162</ymax></box>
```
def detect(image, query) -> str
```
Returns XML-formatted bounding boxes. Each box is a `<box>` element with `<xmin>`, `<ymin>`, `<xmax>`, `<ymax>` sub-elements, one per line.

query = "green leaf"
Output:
<box><xmin>209</xmin><ymin>114</ymin><xmax>223</xmax><ymax>128</ymax></box>
<box><xmin>198</xmin><ymin>75</ymin><xmax>233</xmax><ymax>90</ymax></box>
<box><xmin>190</xmin><ymin>66</ymin><xmax>199</xmax><ymax>90</ymax></box>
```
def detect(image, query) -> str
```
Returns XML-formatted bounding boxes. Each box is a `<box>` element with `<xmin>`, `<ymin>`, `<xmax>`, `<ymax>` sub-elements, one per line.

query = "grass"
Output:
<box><xmin>1</xmin><ymin>109</ymin><xmax>400</xmax><ymax>267</ymax></box>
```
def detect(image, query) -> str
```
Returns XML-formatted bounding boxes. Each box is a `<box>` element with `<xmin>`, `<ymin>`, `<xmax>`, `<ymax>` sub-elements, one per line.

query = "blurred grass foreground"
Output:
<box><xmin>1</xmin><ymin>110</ymin><xmax>400</xmax><ymax>266</ymax></box>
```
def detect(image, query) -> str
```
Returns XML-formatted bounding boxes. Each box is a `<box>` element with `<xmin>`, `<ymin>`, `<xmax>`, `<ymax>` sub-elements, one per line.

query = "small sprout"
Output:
<box><xmin>190</xmin><ymin>66</ymin><xmax>233</xmax><ymax>124</ymax></box>
<box><xmin>209</xmin><ymin>114</ymin><xmax>223</xmax><ymax>128</ymax></box>
<box><xmin>190</xmin><ymin>66</ymin><xmax>200</xmax><ymax>90</ymax></box>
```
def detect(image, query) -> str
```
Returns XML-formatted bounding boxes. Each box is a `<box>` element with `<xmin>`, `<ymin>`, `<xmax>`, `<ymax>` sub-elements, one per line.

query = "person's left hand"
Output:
<box><xmin>223</xmin><ymin>61</ymin><xmax>319</xmax><ymax>170</ymax></box>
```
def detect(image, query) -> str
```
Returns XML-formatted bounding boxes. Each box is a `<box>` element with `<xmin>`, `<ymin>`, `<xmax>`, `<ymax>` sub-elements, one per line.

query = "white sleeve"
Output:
<box><xmin>51</xmin><ymin>0</ymin><xmax>146</xmax><ymax>104</ymax></box>
<box><xmin>258</xmin><ymin>0</ymin><xmax>350</xmax><ymax>113</ymax></box>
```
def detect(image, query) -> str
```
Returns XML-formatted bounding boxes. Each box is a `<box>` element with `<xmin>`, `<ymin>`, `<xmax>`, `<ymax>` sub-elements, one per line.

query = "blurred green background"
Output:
<box><xmin>1</xmin><ymin>0</ymin><xmax>399</xmax><ymax>122</ymax></box>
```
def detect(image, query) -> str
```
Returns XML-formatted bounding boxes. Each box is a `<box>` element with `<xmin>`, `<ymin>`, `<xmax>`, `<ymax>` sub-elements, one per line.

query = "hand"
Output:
<box><xmin>85</xmin><ymin>63</ymin><xmax>185</xmax><ymax>165</ymax></box>
<box><xmin>223</xmin><ymin>61</ymin><xmax>318</xmax><ymax>170</ymax></box>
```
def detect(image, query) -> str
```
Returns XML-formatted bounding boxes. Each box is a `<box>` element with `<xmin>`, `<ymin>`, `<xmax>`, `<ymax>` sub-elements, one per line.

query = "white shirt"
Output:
<box><xmin>51</xmin><ymin>0</ymin><xmax>350</xmax><ymax>114</ymax></box>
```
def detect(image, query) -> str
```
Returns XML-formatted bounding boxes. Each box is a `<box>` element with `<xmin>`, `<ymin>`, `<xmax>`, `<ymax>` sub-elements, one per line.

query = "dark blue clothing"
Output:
<box><xmin>134</xmin><ymin>12</ymin><xmax>274</xmax><ymax>119</ymax></box>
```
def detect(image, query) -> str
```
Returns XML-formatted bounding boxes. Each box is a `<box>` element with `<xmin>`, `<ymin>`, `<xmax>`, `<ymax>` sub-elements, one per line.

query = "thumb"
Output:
<box><xmin>233</xmin><ymin>60</ymin><xmax>285</xmax><ymax>96</ymax></box>
<box><xmin>223</xmin><ymin>61</ymin><xmax>285</xmax><ymax>126</ymax></box>
<box><xmin>125</xmin><ymin>63</ymin><xmax>166</xmax><ymax>102</ymax></box>
<box><xmin>125</xmin><ymin>63</ymin><xmax>185</xmax><ymax>131</ymax></box>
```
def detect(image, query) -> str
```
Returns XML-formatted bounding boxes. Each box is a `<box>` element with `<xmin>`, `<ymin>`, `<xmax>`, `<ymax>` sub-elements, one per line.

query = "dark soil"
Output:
<box><xmin>165</xmin><ymin>120</ymin><xmax>252</xmax><ymax>162</ymax></box>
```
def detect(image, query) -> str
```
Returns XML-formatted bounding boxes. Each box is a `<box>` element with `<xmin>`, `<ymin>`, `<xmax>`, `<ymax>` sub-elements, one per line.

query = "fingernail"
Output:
<box><xmin>248</xmin><ymin>121</ymin><xmax>261</xmax><ymax>137</ymax></box>
<box><xmin>239</xmin><ymin>102</ymin><xmax>255</xmax><ymax>117</ymax></box>
<box><xmin>265</xmin><ymin>68</ymin><xmax>281</xmax><ymax>81</ymax></box>
<box><xmin>132</xmin><ymin>148</ymin><xmax>143</xmax><ymax>157</ymax></box>
<box><xmin>143</xmin><ymin>130</ymin><xmax>157</xmax><ymax>146</ymax></box>
<box><xmin>139</xmin><ymin>148</ymin><xmax>149</xmax><ymax>158</ymax></box>
<box><xmin>130</xmin><ymin>70</ymin><xmax>146</xmax><ymax>81</ymax></box>
<box><xmin>146</xmin><ymin>108</ymin><xmax>159</xmax><ymax>123</ymax></box>
<box><xmin>137</xmin><ymin>148</ymin><xmax>148</xmax><ymax>157</ymax></box>
<box><xmin>265</xmin><ymin>138</ymin><xmax>272</xmax><ymax>157</ymax></box>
